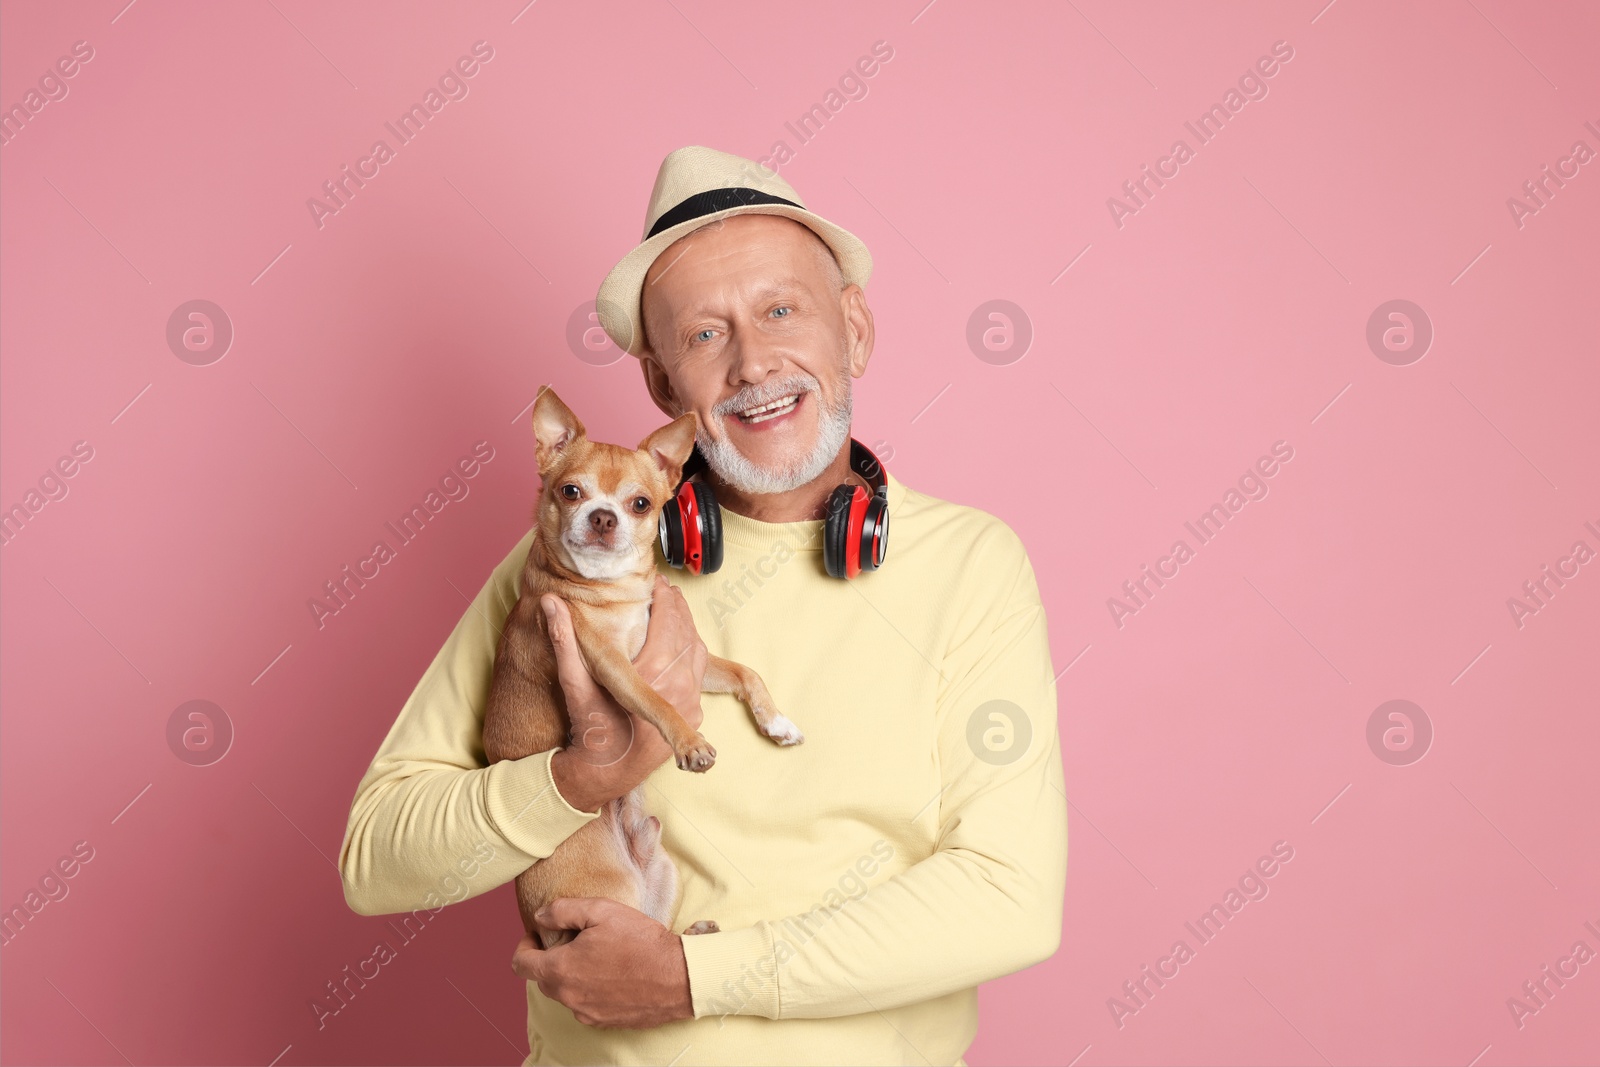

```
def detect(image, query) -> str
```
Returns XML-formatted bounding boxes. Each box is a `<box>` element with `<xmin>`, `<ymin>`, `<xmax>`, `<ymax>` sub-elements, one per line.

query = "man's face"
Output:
<box><xmin>638</xmin><ymin>214</ymin><xmax>871</xmax><ymax>495</ymax></box>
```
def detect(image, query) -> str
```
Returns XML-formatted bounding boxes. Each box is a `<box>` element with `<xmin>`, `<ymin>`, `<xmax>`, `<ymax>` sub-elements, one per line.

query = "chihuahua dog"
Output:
<box><xmin>482</xmin><ymin>386</ymin><xmax>802</xmax><ymax>949</ymax></box>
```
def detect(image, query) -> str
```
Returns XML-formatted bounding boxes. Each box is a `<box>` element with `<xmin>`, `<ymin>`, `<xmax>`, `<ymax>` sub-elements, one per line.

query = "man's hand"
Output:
<box><xmin>547</xmin><ymin>575</ymin><xmax>709</xmax><ymax>813</ymax></box>
<box><xmin>510</xmin><ymin>897</ymin><xmax>694</xmax><ymax>1028</ymax></box>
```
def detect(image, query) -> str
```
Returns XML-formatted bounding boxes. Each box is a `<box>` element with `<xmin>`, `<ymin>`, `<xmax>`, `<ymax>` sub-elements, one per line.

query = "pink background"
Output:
<box><xmin>3</xmin><ymin>1</ymin><xmax>1597</xmax><ymax>1064</ymax></box>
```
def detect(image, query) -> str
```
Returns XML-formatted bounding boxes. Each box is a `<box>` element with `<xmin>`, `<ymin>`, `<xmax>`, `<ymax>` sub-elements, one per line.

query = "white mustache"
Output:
<box><xmin>714</xmin><ymin>376</ymin><xmax>819</xmax><ymax>417</ymax></box>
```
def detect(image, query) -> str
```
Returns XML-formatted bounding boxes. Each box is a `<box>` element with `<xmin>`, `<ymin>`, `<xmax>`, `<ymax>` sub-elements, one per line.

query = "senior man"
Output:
<box><xmin>339</xmin><ymin>146</ymin><xmax>1067</xmax><ymax>1066</ymax></box>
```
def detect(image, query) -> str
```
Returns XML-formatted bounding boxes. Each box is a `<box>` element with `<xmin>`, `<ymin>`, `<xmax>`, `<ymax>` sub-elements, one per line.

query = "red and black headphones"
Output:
<box><xmin>658</xmin><ymin>438</ymin><xmax>890</xmax><ymax>579</ymax></box>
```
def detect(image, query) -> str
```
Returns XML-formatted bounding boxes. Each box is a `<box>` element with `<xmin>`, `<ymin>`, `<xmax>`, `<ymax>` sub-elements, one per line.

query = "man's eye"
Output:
<box><xmin>631</xmin><ymin>496</ymin><xmax>650</xmax><ymax>513</ymax></box>
<box><xmin>772</xmin><ymin>306</ymin><xmax>791</xmax><ymax>318</ymax></box>
<box><xmin>561</xmin><ymin>484</ymin><xmax>581</xmax><ymax>500</ymax></box>
<box><xmin>695</xmin><ymin>329</ymin><xmax>715</xmax><ymax>342</ymax></box>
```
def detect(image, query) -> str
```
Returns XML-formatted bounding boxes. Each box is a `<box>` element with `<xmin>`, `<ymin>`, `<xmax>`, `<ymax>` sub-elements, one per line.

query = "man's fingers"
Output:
<box><xmin>510</xmin><ymin>932</ymin><xmax>548</xmax><ymax>981</ymax></box>
<box><xmin>662</xmin><ymin>585</ymin><xmax>697</xmax><ymax>649</ymax></box>
<box><xmin>669</xmin><ymin>586</ymin><xmax>709</xmax><ymax>678</ymax></box>
<box><xmin>646</xmin><ymin>574</ymin><xmax>670</xmax><ymax>617</ymax></box>
<box><xmin>542</xmin><ymin>594</ymin><xmax>600</xmax><ymax>702</ymax></box>
<box><xmin>535</xmin><ymin>896</ymin><xmax>611</xmax><ymax>932</ymax></box>
<box><xmin>638</xmin><ymin>581</ymin><xmax>686</xmax><ymax>661</ymax></box>
<box><xmin>541</xmin><ymin>593</ymin><xmax>575</xmax><ymax>651</ymax></box>
<box><xmin>672</xmin><ymin>587</ymin><xmax>704</xmax><ymax>650</ymax></box>
<box><xmin>654</xmin><ymin>579</ymin><xmax>686</xmax><ymax>642</ymax></box>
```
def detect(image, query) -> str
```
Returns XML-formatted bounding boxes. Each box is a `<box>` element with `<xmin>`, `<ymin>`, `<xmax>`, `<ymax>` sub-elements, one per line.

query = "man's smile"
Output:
<box><xmin>733</xmin><ymin>391</ymin><xmax>804</xmax><ymax>428</ymax></box>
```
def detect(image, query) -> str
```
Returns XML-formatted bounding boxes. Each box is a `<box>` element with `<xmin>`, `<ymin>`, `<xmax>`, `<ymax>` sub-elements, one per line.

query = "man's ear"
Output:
<box><xmin>638</xmin><ymin>411</ymin><xmax>698</xmax><ymax>478</ymax></box>
<box><xmin>531</xmin><ymin>386</ymin><xmax>586</xmax><ymax>473</ymax></box>
<box><xmin>638</xmin><ymin>355</ymin><xmax>683</xmax><ymax>419</ymax></box>
<box><xmin>841</xmin><ymin>283</ymin><xmax>875</xmax><ymax>378</ymax></box>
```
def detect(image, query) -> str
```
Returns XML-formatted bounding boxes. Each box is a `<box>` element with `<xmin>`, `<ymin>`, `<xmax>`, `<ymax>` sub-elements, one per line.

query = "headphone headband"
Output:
<box><xmin>846</xmin><ymin>438</ymin><xmax>889</xmax><ymax>498</ymax></box>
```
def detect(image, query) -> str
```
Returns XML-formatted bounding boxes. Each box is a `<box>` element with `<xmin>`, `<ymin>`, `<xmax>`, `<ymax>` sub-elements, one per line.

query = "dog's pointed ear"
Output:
<box><xmin>531</xmin><ymin>386</ymin><xmax>586</xmax><ymax>473</ymax></box>
<box><xmin>639</xmin><ymin>411</ymin><xmax>698</xmax><ymax>479</ymax></box>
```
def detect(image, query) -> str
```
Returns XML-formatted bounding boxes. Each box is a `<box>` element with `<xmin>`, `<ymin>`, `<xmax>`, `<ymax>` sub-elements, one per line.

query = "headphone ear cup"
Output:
<box><xmin>823</xmin><ymin>485</ymin><xmax>856</xmax><ymax>579</ymax></box>
<box><xmin>859</xmin><ymin>495</ymin><xmax>889</xmax><ymax>572</ymax></box>
<box><xmin>658</xmin><ymin>489</ymin><xmax>685</xmax><ymax>568</ymax></box>
<box><xmin>691</xmin><ymin>480</ymin><xmax>723</xmax><ymax>574</ymax></box>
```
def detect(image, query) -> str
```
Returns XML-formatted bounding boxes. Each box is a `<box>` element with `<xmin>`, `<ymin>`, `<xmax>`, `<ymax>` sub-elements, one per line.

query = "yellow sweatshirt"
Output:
<box><xmin>339</xmin><ymin>470</ymin><xmax>1068</xmax><ymax>1066</ymax></box>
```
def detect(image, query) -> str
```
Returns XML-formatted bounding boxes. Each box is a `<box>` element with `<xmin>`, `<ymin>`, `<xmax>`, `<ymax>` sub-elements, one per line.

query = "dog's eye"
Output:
<box><xmin>630</xmin><ymin>496</ymin><xmax>650</xmax><ymax>513</ymax></box>
<box><xmin>560</xmin><ymin>484</ymin><xmax>581</xmax><ymax>500</ymax></box>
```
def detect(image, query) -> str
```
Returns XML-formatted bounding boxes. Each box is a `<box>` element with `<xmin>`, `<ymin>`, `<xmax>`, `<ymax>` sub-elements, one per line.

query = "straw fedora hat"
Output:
<box><xmin>595</xmin><ymin>145</ymin><xmax>873</xmax><ymax>357</ymax></box>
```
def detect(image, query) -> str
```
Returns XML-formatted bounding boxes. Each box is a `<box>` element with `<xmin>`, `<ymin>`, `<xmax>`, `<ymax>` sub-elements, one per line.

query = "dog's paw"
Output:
<box><xmin>682</xmin><ymin>920</ymin><xmax>720</xmax><ymax>936</ymax></box>
<box><xmin>761</xmin><ymin>713</ymin><xmax>805</xmax><ymax>746</ymax></box>
<box><xmin>675</xmin><ymin>734</ymin><xmax>717</xmax><ymax>773</ymax></box>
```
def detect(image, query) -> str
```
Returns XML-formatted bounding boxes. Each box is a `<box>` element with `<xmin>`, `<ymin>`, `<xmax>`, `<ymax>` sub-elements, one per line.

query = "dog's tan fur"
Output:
<box><xmin>482</xmin><ymin>387</ymin><xmax>800</xmax><ymax>949</ymax></box>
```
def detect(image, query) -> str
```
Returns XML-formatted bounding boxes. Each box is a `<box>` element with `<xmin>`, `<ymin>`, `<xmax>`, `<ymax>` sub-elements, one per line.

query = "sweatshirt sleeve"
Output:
<box><xmin>337</xmin><ymin>529</ymin><xmax>600</xmax><ymax>917</ymax></box>
<box><xmin>679</xmin><ymin>522</ymin><xmax>1068</xmax><ymax>1019</ymax></box>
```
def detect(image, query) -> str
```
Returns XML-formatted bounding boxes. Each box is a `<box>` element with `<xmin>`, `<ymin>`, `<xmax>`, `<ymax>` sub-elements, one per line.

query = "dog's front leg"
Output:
<box><xmin>703</xmin><ymin>655</ymin><xmax>804</xmax><ymax>746</ymax></box>
<box><xmin>573</xmin><ymin>626</ymin><xmax>718</xmax><ymax>773</ymax></box>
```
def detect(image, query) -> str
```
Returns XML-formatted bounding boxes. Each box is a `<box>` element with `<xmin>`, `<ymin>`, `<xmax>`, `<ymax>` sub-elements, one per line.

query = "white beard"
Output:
<box><xmin>699</xmin><ymin>367</ymin><xmax>853</xmax><ymax>497</ymax></box>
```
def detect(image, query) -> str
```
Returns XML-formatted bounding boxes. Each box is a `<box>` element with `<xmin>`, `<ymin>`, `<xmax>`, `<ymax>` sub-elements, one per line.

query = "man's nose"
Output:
<box><xmin>726</xmin><ymin>327</ymin><xmax>785</xmax><ymax>384</ymax></box>
<box><xmin>589</xmin><ymin>509</ymin><xmax>617</xmax><ymax>535</ymax></box>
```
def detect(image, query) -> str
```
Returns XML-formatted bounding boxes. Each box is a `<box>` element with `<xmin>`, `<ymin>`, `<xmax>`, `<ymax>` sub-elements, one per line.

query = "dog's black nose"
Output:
<box><xmin>589</xmin><ymin>509</ymin><xmax>617</xmax><ymax>535</ymax></box>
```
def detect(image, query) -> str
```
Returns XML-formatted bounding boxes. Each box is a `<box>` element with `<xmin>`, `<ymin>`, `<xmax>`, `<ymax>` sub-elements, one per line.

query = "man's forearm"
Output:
<box><xmin>549</xmin><ymin>748</ymin><xmax>608</xmax><ymax>813</ymax></box>
<box><xmin>548</xmin><ymin>746</ymin><xmax>658</xmax><ymax>814</ymax></box>
<box><xmin>682</xmin><ymin>857</ymin><xmax>1063</xmax><ymax>1020</ymax></box>
<box><xmin>339</xmin><ymin>748</ymin><xmax>598</xmax><ymax>916</ymax></box>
